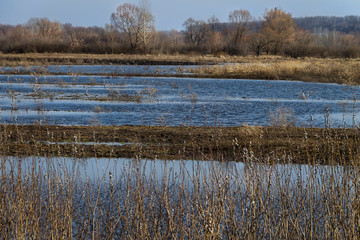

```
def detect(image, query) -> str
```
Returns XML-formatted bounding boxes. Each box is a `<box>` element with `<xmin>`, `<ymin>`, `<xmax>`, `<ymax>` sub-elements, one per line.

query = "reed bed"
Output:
<box><xmin>190</xmin><ymin>58</ymin><xmax>360</xmax><ymax>84</ymax></box>
<box><xmin>1</xmin><ymin>155</ymin><xmax>360</xmax><ymax>239</ymax></box>
<box><xmin>0</xmin><ymin>122</ymin><xmax>360</xmax><ymax>239</ymax></box>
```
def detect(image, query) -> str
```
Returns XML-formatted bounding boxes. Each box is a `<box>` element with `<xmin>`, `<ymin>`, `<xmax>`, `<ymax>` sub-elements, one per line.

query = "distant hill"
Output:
<box><xmin>217</xmin><ymin>16</ymin><xmax>360</xmax><ymax>34</ymax></box>
<box><xmin>294</xmin><ymin>16</ymin><xmax>360</xmax><ymax>33</ymax></box>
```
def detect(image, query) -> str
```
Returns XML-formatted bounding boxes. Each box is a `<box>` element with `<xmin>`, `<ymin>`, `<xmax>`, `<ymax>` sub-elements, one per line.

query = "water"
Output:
<box><xmin>2</xmin><ymin>156</ymin><xmax>353</xmax><ymax>192</ymax></box>
<box><xmin>0</xmin><ymin>65</ymin><xmax>196</xmax><ymax>75</ymax></box>
<box><xmin>1</xmin><ymin>154</ymin><xmax>356</xmax><ymax>239</ymax></box>
<box><xmin>0</xmin><ymin>67</ymin><xmax>359</xmax><ymax>127</ymax></box>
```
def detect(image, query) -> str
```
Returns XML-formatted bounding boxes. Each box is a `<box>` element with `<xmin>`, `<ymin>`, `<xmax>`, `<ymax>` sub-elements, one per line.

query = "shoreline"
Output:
<box><xmin>0</xmin><ymin>53</ymin><xmax>217</xmax><ymax>66</ymax></box>
<box><xmin>2</xmin><ymin>124</ymin><xmax>359</xmax><ymax>165</ymax></box>
<box><xmin>1</xmin><ymin>53</ymin><xmax>359</xmax><ymax>84</ymax></box>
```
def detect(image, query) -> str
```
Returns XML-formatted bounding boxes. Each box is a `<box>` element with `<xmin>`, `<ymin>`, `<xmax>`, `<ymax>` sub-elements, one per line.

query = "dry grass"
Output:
<box><xmin>2</xmin><ymin>53</ymin><xmax>360</xmax><ymax>84</ymax></box>
<box><xmin>1</xmin><ymin>53</ymin><xmax>360</xmax><ymax>238</ymax></box>
<box><xmin>1</xmin><ymin>144</ymin><xmax>360</xmax><ymax>239</ymax></box>
<box><xmin>0</xmin><ymin>121</ymin><xmax>359</xmax><ymax>238</ymax></box>
<box><xmin>190</xmin><ymin>57</ymin><xmax>360</xmax><ymax>84</ymax></box>
<box><xmin>0</xmin><ymin>53</ymin><xmax>225</xmax><ymax>67</ymax></box>
<box><xmin>268</xmin><ymin>105</ymin><xmax>296</xmax><ymax>127</ymax></box>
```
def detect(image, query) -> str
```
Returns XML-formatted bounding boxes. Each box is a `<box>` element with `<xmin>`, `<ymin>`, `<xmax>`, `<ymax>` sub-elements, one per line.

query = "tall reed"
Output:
<box><xmin>0</xmin><ymin>144</ymin><xmax>360</xmax><ymax>239</ymax></box>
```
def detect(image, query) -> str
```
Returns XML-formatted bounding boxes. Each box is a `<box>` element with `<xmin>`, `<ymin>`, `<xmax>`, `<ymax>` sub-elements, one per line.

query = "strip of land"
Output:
<box><xmin>2</xmin><ymin>124</ymin><xmax>359</xmax><ymax>165</ymax></box>
<box><xmin>1</xmin><ymin>53</ymin><xmax>360</xmax><ymax>84</ymax></box>
<box><xmin>0</xmin><ymin>53</ymin><xmax>216</xmax><ymax>66</ymax></box>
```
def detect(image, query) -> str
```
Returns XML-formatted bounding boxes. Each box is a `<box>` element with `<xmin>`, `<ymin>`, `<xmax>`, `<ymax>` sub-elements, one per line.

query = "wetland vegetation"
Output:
<box><xmin>2</xmin><ymin>3</ymin><xmax>360</xmax><ymax>239</ymax></box>
<box><xmin>2</xmin><ymin>53</ymin><xmax>360</xmax><ymax>84</ymax></box>
<box><xmin>0</xmin><ymin>124</ymin><xmax>360</xmax><ymax>165</ymax></box>
<box><xmin>1</xmin><ymin>123</ymin><xmax>360</xmax><ymax>239</ymax></box>
<box><xmin>1</xmin><ymin>59</ymin><xmax>360</xmax><ymax>238</ymax></box>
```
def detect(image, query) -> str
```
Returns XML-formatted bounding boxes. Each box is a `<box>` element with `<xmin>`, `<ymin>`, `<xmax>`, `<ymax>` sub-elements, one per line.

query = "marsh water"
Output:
<box><xmin>0</xmin><ymin>64</ymin><xmax>196</xmax><ymax>75</ymax></box>
<box><xmin>3</xmin><ymin>156</ymin><xmax>353</xmax><ymax>194</ymax></box>
<box><xmin>0</xmin><ymin>65</ymin><xmax>359</xmax><ymax>127</ymax></box>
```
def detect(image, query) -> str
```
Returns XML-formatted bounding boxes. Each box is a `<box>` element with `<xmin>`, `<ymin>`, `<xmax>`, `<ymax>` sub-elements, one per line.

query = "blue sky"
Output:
<box><xmin>1</xmin><ymin>0</ymin><xmax>360</xmax><ymax>30</ymax></box>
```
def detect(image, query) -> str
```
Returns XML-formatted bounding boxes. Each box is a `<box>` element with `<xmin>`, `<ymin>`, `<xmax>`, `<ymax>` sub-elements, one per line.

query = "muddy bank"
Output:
<box><xmin>1</xmin><ymin>124</ymin><xmax>359</xmax><ymax>165</ymax></box>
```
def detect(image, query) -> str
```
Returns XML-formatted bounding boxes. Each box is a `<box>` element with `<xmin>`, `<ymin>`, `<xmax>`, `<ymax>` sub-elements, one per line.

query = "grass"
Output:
<box><xmin>2</xmin><ymin>53</ymin><xmax>360</xmax><ymax>238</ymax></box>
<box><xmin>2</xmin><ymin>53</ymin><xmax>360</xmax><ymax>84</ymax></box>
<box><xmin>189</xmin><ymin>57</ymin><xmax>360</xmax><ymax>84</ymax></box>
<box><xmin>0</xmin><ymin>105</ymin><xmax>360</xmax><ymax>238</ymax></box>
<box><xmin>0</xmin><ymin>53</ymin><xmax>218</xmax><ymax>67</ymax></box>
<box><xmin>1</xmin><ymin>134</ymin><xmax>360</xmax><ymax>239</ymax></box>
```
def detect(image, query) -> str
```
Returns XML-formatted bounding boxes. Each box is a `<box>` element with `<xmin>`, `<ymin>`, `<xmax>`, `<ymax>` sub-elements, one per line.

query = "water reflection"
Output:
<box><xmin>0</xmin><ymin>74</ymin><xmax>359</xmax><ymax>127</ymax></box>
<box><xmin>3</xmin><ymin>156</ymin><xmax>354</xmax><ymax>190</ymax></box>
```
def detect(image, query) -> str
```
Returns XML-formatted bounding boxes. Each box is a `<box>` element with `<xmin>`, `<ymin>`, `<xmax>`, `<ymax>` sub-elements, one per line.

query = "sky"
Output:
<box><xmin>1</xmin><ymin>0</ymin><xmax>360</xmax><ymax>30</ymax></box>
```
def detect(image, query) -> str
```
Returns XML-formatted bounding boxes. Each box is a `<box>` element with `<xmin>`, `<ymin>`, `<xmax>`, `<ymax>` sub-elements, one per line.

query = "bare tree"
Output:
<box><xmin>285</xmin><ymin>29</ymin><xmax>314</xmax><ymax>57</ymax></box>
<box><xmin>111</xmin><ymin>1</ymin><xmax>154</xmax><ymax>53</ymax></box>
<box><xmin>228</xmin><ymin>9</ymin><xmax>252</xmax><ymax>48</ymax></box>
<box><xmin>208</xmin><ymin>31</ymin><xmax>225</xmax><ymax>54</ymax></box>
<box><xmin>104</xmin><ymin>24</ymin><xmax>118</xmax><ymax>53</ymax></box>
<box><xmin>247</xmin><ymin>32</ymin><xmax>271</xmax><ymax>56</ymax></box>
<box><xmin>111</xmin><ymin>3</ymin><xmax>141</xmax><ymax>52</ymax></box>
<box><xmin>261</xmin><ymin>8</ymin><xmax>296</xmax><ymax>54</ymax></box>
<box><xmin>208</xmin><ymin>15</ymin><xmax>220</xmax><ymax>32</ymax></box>
<box><xmin>6</xmin><ymin>25</ymin><xmax>30</xmax><ymax>43</ymax></box>
<box><xmin>207</xmin><ymin>16</ymin><xmax>224</xmax><ymax>54</ymax></box>
<box><xmin>138</xmin><ymin>0</ymin><xmax>155</xmax><ymax>52</ymax></box>
<box><xmin>62</xmin><ymin>23</ymin><xmax>84</xmax><ymax>49</ymax></box>
<box><xmin>27</xmin><ymin>18</ymin><xmax>62</xmax><ymax>39</ymax></box>
<box><xmin>183</xmin><ymin>18</ymin><xmax>209</xmax><ymax>47</ymax></box>
<box><xmin>170</xmin><ymin>29</ymin><xmax>182</xmax><ymax>46</ymax></box>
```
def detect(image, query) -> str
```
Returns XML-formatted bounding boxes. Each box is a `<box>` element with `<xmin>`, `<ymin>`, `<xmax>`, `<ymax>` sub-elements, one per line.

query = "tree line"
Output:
<box><xmin>1</xmin><ymin>2</ymin><xmax>360</xmax><ymax>58</ymax></box>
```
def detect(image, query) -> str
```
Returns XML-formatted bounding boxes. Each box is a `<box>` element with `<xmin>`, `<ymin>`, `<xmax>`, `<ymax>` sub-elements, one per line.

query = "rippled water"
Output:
<box><xmin>0</xmin><ymin>65</ymin><xmax>195</xmax><ymax>75</ymax></box>
<box><xmin>0</xmin><ymin>66</ymin><xmax>359</xmax><ymax>127</ymax></box>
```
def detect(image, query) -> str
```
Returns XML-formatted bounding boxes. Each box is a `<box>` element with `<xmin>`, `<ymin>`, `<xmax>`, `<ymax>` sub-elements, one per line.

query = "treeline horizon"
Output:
<box><xmin>1</xmin><ymin>4</ymin><xmax>360</xmax><ymax>58</ymax></box>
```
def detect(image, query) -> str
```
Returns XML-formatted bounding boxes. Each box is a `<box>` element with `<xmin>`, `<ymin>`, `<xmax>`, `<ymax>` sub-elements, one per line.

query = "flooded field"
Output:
<box><xmin>4</xmin><ymin>155</ymin><xmax>350</xmax><ymax>185</ymax></box>
<box><xmin>1</xmin><ymin>64</ymin><xmax>360</xmax><ymax>239</ymax></box>
<box><xmin>0</xmin><ymin>66</ymin><xmax>359</xmax><ymax>127</ymax></box>
<box><xmin>1</xmin><ymin>154</ymin><xmax>358</xmax><ymax>239</ymax></box>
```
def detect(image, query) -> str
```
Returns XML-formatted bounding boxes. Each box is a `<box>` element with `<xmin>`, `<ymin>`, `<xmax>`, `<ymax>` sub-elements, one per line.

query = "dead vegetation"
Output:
<box><xmin>1</xmin><ymin>123</ymin><xmax>360</xmax><ymax>238</ymax></box>
<box><xmin>2</xmin><ymin>53</ymin><xmax>360</xmax><ymax>84</ymax></box>
<box><xmin>0</xmin><ymin>124</ymin><xmax>359</xmax><ymax>165</ymax></box>
<box><xmin>1</xmin><ymin>52</ymin><xmax>360</xmax><ymax>238</ymax></box>
<box><xmin>0</xmin><ymin>53</ymin><xmax>217</xmax><ymax>67</ymax></box>
<box><xmin>190</xmin><ymin>57</ymin><xmax>360</xmax><ymax>84</ymax></box>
